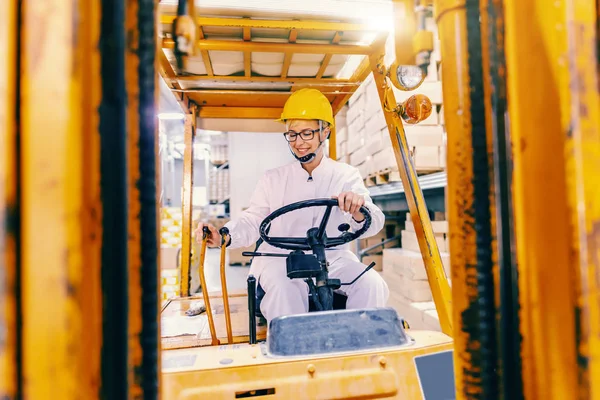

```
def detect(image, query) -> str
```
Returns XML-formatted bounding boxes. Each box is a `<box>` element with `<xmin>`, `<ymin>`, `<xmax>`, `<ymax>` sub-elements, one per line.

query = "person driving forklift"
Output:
<box><xmin>195</xmin><ymin>88</ymin><xmax>389</xmax><ymax>323</ymax></box>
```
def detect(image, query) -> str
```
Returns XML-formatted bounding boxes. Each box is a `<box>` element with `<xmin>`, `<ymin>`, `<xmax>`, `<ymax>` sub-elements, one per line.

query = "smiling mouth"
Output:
<box><xmin>297</xmin><ymin>148</ymin><xmax>310</xmax><ymax>154</ymax></box>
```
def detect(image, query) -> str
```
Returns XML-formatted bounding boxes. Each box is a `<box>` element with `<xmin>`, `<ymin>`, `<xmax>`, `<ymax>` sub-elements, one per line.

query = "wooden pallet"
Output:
<box><xmin>415</xmin><ymin>168</ymin><xmax>444</xmax><ymax>175</ymax></box>
<box><xmin>375</xmin><ymin>169</ymin><xmax>402</xmax><ymax>185</ymax></box>
<box><xmin>364</xmin><ymin>174</ymin><xmax>377</xmax><ymax>187</ymax></box>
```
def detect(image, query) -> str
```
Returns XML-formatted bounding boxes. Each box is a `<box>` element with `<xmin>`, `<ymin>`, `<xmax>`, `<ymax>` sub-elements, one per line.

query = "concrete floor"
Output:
<box><xmin>191</xmin><ymin>248</ymin><xmax>250</xmax><ymax>294</ymax></box>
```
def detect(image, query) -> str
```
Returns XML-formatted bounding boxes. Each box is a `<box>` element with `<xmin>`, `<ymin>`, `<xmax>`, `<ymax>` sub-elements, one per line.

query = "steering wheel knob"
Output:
<box><xmin>337</xmin><ymin>223</ymin><xmax>351</xmax><ymax>232</ymax></box>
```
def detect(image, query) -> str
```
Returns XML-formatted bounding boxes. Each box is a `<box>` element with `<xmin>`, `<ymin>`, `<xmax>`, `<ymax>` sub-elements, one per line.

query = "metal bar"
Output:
<box><xmin>157</xmin><ymin>48</ymin><xmax>193</xmax><ymax>111</ymax></box>
<box><xmin>126</xmin><ymin>0</ymin><xmax>144</xmax><ymax>396</ymax></box>
<box><xmin>288</xmin><ymin>28</ymin><xmax>298</xmax><ymax>43</ymax></box>
<box><xmin>368</xmin><ymin>52</ymin><xmax>453</xmax><ymax>336</ymax></box>
<box><xmin>128</xmin><ymin>0</ymin><xmax>160</xmax><ymax>397</ymax></box>
<box><xmin>198</xmin><ymin>106</ymin><xmax>282</xmax><ymax>119</ymax></box>
<box><xmin>316</xmin><ymin>32</ymin><xmax>343</xmax><ymax>79</ymax></box>
<box><xmin>329</xmin><ymin>125</ymin><xmax>337</xmax><ymax>160</ymax></box>
<box><xmin>98</xmin><ymin>0</ymin><xmax>129</xmax><ymax>396</ymax></box>
<box><xmin>80</xmin><ymin>2</ymin><xmax>104</xmax><ymax>398</ymax></box>
<box><xmin>464</xmin><ymin>0</ymin><xmax>498</xmax><ymax>396</ymax></box>
<box><xmin>281</xmin><ymin>29</ymin><xmax>297</xmax><ymax>79</ymax></box>
<box><xmin>330</xmin><ymin>32</ymin><xmax>388</xmax><ymax>115</ymax></box>
<box><xmin>180</xmin><ymin>112</ymin><xmax>195</xmax><ymax>297</ymax></box>
<box><xmin>480</xmin><ymin>0</ymin><xmax>523</xmax><ymax>398</ymax></box>
<box><xmin>244</xmin><ymin>52</ymin><xmax>251</xmax><ymax>77</ymax></box>
<box><xmin>358</xmin><ymin>235</ymin><xmax>402</xmax><ymax>257</ymax></box>
<box><xmin>173</xmin><ymin>89</ymin><xmax>357</xmax><ymax>95</ymax></box>
<box><xmin>243</xmin><ymin>27</ymin><xmax>251</xmax><ymax>41</ymax></box>
<box><xmin>0</xmin><ymin>0</ymin><xmax>19</xmax><ymax>397</ymax></box>
<box><xmin>247</xmin><ymin>275</ymin><xmax>257</xmax><ymax>345</ymax></box>
<box><xmin>435</xmin><ymin>0</ymin><xmax>502</xmax><ymax>397</ymax></box>
<box><xmin>565</xmin><ymin>0</ymin><xmax>600</xmax><ymax>398</ymax></box>
<box><xmin>504</xmin><ymin>0</ymin><xmax>580</xmax><ymax>398</ymax></box>
<box><xmin>21</xmin><ymin>0</ymin><xmax>106</xmax><ymax>397</ymax></box>
<box><xmin>330</xmin><ymin>57</ymin><xmax>371</xmax><ymax>114</ymax></box>
<box><xmin>392</xmin><ymin>0</ymin><xmax>417</xmax><ymax>64</ymax></box>
<box><xmin>201</xmin><ymin>50</ymin><xmax>214</xmax><ymax>76</ymax></box>
<box><xmin>162</xmin><ymin>38</ymin><xmax>374</xmax><ymax>55</ymax></box>
<box><xmin>160</xmin><ymin>15</ymin><xmax>380</xmax><ymax>32</ymax></box>
<box><xmin>198</xmin><ymin>232</ymin><xmax>219</xmax><ymax>345</ymax></box>
<box><xmin>219</xmin><ymin>233</ymin><xmax>233</xmax><ymax>343</ymax></box>
<box><xmin>173</xmin><ymin>75</ymin><xmax>355</xmax><ymax>84</ymax></box>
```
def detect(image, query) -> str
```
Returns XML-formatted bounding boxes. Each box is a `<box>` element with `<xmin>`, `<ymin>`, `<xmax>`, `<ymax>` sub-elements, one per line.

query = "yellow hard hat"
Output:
<box><xmin>278</xmin><ymin>88</ymin><xmax>335</xmax><ymax>127</ymax></box>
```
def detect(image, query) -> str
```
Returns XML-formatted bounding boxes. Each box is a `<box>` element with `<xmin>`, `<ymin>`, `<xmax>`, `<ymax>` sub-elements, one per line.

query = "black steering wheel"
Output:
<box><xmin>259</xmin><ymin>198</ymin><xmax>372</xmax><ymax>251</ymax></box>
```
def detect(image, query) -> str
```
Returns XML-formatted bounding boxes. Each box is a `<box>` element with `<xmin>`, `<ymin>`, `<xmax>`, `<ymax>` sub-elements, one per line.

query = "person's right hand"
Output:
<box><xmin>194</xmin><ymin>222</ymin><xmax>220</xmax><ymax>248</ymax></box>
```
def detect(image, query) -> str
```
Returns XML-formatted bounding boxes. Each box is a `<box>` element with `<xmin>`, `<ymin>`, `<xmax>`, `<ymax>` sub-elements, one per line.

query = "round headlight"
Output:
<box><xmin>397</xmin><ymin>65</ymin><xmax>425</xmax><ymax>90</ymax></box>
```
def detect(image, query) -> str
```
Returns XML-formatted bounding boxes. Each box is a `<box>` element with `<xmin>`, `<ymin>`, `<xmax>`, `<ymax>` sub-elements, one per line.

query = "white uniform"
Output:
<box><xmin>224</xmin><ymin>156</ymin><xmax>389</xmax><ymax>322</ymax></box>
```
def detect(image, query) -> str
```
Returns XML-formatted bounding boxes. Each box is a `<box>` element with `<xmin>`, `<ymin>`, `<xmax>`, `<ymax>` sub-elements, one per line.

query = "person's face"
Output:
<box><xmin>285</xmin><ymin>119</ymin><xmax>329</xmax><ymax>158</ymax></box>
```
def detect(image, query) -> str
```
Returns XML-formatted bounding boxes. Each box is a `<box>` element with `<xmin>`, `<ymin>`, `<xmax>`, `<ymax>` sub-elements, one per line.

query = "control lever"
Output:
<box><xmin>242</xmin><ymin>251</ymin><xmax>289</xmax><ymax>258</ymax></box>
<box><xmin>340</xmin><ymin>262</ymin><xmax>376</xmax><ymax>286</ymax></box>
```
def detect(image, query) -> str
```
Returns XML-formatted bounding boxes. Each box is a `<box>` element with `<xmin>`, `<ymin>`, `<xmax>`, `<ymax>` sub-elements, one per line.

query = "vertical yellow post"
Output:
<box><xmin>20</xmin><ymin>0</ymin><xmax>104</xmax><ymax>398</ymax></box>
<box><xmin>126</xmin><ymin>0</ymin><xmax>160</xmax><ymax>398</ymax></box>
<box><xmin>0</xmin><ymin>0</ymin><xmax>18</xmax><ymax>397</ymax></box>
<box><xmin>505</xmin><ymin>0</ymin><xmax>579</xmax><ymax>398</ymax></box>
<box><xmin>434</xmin><ymin>0</ymin><xmax>503</xmax><ymax>397</ymax></box>
<box><xmin>369</xmin><ymin>53</ymin><xmax>454</xmax><ymax>336</ymax></box>
<box><xmin>565</xmin><ymin>0</ymin><xmax>600</xmax><ymax>398</ymax></box>
<box><xmin>180</xmin><ymin>109</ymin><xmax>196</xmax><ymax>297</ymax></box>
<box><xmin>329</xmin><ymin>125</ymin><xmax>337</xmax><ymax>160</ymax></box>
<box><xmin>392</xmin><ymin>0</ymin><xmax>417</xmax><ymax>64</ymax></box>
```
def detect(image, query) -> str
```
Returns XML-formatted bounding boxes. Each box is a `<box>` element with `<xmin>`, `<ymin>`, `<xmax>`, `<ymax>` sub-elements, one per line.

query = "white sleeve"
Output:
<box><xmin>224</xmin><ymin>173</ymin><xmax>271</xmax><ymax>249</ymax></box>
<box><xmin>343</xmin><ymin>168</ymin><xmax>385</xmax><ymax>238</ymax></box>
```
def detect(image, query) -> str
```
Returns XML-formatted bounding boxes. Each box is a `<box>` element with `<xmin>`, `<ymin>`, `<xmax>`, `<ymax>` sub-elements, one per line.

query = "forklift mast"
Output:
<box><xmin>1</xmin><ymin>0</ymin><xmax>599</xmax><ymax>399</ymax></box>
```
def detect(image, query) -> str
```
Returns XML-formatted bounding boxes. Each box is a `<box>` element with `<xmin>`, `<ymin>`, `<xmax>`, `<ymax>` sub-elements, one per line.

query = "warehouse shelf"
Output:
<box><xmin>368</xmin><ymin>172</ymin><xmax>447</xmax><ymax>212</ymax></box>
<box><xmin>368</xmin><ymin>172</ymin><xmax>446</xmax><ymax>197</ymax></box>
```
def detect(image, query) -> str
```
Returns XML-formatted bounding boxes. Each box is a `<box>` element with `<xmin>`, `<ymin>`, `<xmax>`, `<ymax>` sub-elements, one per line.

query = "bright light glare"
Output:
<box><xmin>363</xmin><ymin>16</ymin><xmax>394</xmax><ymax>33</ymax></box>
<box><xmin>199</xmin><ymin>130</ymin><xmax>223</xmax><ymax>136</ymax></box>
<box><xmin>158</xmin><ymin>112</ymin><xmax>185</xmax><ymax>120</ymax></box>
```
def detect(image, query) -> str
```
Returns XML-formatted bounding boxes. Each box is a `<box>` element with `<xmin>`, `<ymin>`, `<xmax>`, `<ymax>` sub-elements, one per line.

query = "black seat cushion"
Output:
<box><xmin>255</xmin><ymin>281</ymin><xmax>347</xmax><ymax>317</ymax></box>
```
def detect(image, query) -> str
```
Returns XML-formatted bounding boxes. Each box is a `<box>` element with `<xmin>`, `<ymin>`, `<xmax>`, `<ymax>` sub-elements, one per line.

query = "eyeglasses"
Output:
<box><xmin>283</xmin><ymin>129</ymin><xmax>320</xmax><ymax>142</ymax></box>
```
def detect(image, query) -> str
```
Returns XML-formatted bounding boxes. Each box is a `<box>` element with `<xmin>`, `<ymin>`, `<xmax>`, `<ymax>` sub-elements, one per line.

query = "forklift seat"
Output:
<box><xmin>254</xmin><ymin>280</ymin><xmax>348</xmax><ymax>318</ymax></box>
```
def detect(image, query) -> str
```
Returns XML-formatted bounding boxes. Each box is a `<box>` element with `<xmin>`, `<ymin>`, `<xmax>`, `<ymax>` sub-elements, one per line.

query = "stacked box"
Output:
<box><xmin>381</xmin><ymin>247</ymin><xmax>451</xmax><ymax>331</ymax></box>
<box><xmin>159</xmin><ymin>207</ymin><xmax>201</xmax><ymax>248</ymax></box>
<box><xmin>161</xmin><ymin>247</ymin><xmax>181</xmax><ymax>300</ymax></box>
<box><xmin>210</xmin><ymin>144</ymin><xmax>228</xmax><ymax>164</ymax></box>
<box><xmin>402</xmin><ymin>212</ymin><xmax>449</xmax><ymax>253</ymax></box>
<box><xmin>209</xmin><ymin>168</ymin><xmax>230</xmax><ymax>203</ymax></box>
<box><xmin>374</xmin><ymin>125</ymin><xmax>445</xmax><ymax>172</ymax></box>
<box><xmin>342</xmin><ymin>16</ymin><xmax>447</xmax><ymax>180</ymax></box>
<box><xmin>379</xmin><ymin>211</ymin><xmax>451</xmax><ymax>331</ymax></box>
<box><xmin>359</xmin><ymin>220</ymin><xmax>403</xmax><ymax>272</ymax></box>
<box><xmin>161</xmin><ymin>268</ymin><xmax>180</xmax><ymax>300</ymax></box>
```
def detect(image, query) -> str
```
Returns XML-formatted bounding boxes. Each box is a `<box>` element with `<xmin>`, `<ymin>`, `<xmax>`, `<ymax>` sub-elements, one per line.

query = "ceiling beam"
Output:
<box><xmin>316</xmin><ymin>31</ymin><xmax>343</xmax><ymax>78</ymax></box>
<box><xmin>163</xmin><ymin>38</ymin><xmax>373</xmax><ymax>55</ymax></box>
<box><xmin>160</xmin><ymin>15</ymin><xmax>379</xmax><ymax>32</ymax></box>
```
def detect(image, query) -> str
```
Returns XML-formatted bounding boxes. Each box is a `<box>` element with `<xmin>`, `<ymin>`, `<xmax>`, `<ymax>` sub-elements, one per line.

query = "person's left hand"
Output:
<box><xmin>333</xmin><ymin>191</ymin><xmax>366</xmax><ymax>221</ymax></box>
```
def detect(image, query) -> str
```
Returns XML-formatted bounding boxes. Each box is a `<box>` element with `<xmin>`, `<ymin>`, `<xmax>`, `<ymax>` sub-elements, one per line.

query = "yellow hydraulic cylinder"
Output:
<box><xmin>0</xmin><ymin>0</ymin><xmax>18</xmax><ymax>397</ymax></box>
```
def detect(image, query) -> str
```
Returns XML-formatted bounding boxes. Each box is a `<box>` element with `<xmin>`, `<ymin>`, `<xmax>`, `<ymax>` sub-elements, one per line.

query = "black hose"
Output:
<box><xmin>99</xmin><ymin>0</ymin><xmax>128</xmax><ymax>397</ymax></box>
<box><xmin>138</xmin><ymin>0</ymin><xmax>159</xmax><ymax>397</ymax></box>
<box><xmin>247</xmin><ymin>275</ymin><xmax>257</xmax><ymax>345</ymax></box>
